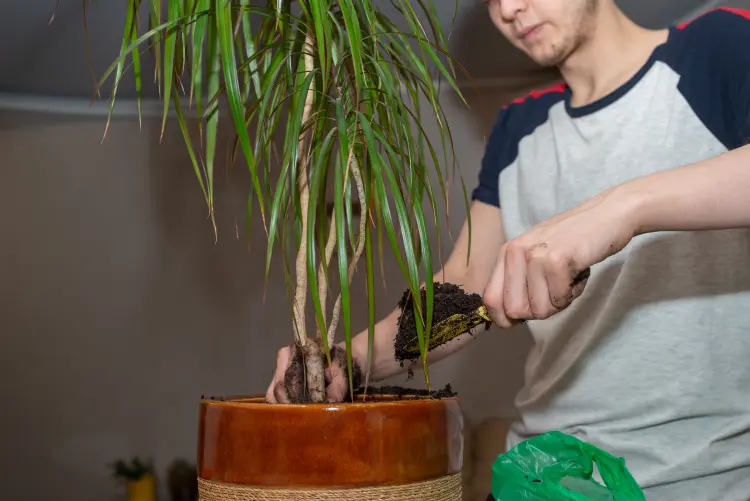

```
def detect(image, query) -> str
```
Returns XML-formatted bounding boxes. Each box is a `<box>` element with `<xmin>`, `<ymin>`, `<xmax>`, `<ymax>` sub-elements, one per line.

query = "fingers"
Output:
<box><xmin>283</xmin><ymin>344</ymin><xmax>305</xmax><ymax>403</ymax></box>
<box><xmin>503</xmin><ymin>240</ymin><xmax>532</xmax><ymax>320</ymax></box>
<box><xmin>325</xmin><ymin>345</ymin><xmax>349</xmax><ymax>403</ymax></box>
<box><xmin>571</xmin><ymin>267</ymin><xmax>591</xmax><ymax>299</ymax></box>
<box><xmin>546</xmin><ymin>255</ymin><xmax>588</xmax><ymax>311</ymax></box>
<box><xmin>267</xmin><ymin>342</ymin><xmax>361</xmax><ymax>404</ymax></box>
<box><xmin>266</xmin><ymin>344</ymin><xmax>301</xmax><ymax>404</ymax></box>
<box><xmin>526</xmin><ymin>244</ymin><xmax>557</xmax><ymax>319</ymax></box>
<box><xmin>265</xmin><ymin>346</ymin><xmax>292</xmax><ymax>403</ymax></box>
<box><xmin>272</xmin><ymin>382</ymin><xmax>290</xmax><ymax>404</ymax></box>
<box><xmin>484</xmin><ymin>238</ymin><xmax>590</xmax><ymax>324</ymax></box>
<box><xmin>483</xmin><ymin>245</ymin><xmax>516</xmax><ymax>329</ymax></box>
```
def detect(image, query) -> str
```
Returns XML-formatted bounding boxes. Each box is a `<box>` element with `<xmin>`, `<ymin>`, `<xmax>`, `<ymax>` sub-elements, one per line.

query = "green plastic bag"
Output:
<box><xmin>490</xmin><ymin>431</ymin><xmax>647</xmax><ymax>501</ymax></box>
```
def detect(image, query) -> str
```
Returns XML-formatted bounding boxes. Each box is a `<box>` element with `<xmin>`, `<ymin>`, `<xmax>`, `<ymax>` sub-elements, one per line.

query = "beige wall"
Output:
<box><xmin>0</xmin><ymin>86</ymin><xmax>535</xmax><ymax>501</ymax></box>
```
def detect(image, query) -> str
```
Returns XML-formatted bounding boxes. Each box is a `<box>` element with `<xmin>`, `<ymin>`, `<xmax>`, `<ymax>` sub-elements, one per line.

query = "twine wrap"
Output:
<box><xmin>198</xmin><ymin>473</ymin><xmax>462</xmax><ymax>501</ymax></box>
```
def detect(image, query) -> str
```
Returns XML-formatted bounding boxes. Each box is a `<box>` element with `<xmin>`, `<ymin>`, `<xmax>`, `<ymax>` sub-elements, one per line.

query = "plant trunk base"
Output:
<box><xmin>197</xmin><ymin>473</ymin><xmax>461</xmax><ymax>500</ymax></box>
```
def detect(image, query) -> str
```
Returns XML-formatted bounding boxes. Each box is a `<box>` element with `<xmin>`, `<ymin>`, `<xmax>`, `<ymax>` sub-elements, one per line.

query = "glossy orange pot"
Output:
<box><xmin>197</xmin><ymin>393</ymin><xmax>464</xmax><ymax>500</ymax></box>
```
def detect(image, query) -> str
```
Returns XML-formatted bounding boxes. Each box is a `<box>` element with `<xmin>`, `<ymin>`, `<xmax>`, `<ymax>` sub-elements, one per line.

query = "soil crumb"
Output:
<box><xmin>353</xmin><ymin>384</ymin><xmax>457</xmax><ymax>401</ymax></box>
<box><xmin>394</xmin><ymin>282</ymin><xmax>483</xmax><ymax>361</ymax></box>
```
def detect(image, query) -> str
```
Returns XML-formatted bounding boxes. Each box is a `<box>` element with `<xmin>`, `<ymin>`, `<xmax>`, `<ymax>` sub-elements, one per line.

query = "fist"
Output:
<box><xmin>482</xmin><ymin>189</ymin><xmax>634</xmax><ymax>327</ymax></box>
<box><xmin>265</xmin><ymin>341</ymin><xmax>362</xmax><ymax>404</ymax></box>
<box><xmin>484</xmin><ymin>239</ymin><xmax>591</xmax><ymax>328</ymax></box>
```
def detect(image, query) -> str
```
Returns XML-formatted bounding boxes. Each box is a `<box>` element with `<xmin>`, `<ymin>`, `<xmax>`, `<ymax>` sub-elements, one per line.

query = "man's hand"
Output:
<box><xmin>483</xmin><ymin>189</ymin><xmax>638</xmax><ymax>326</ymax></box>
<box><xmin>265</xmin><ymin>341</ymin><xmax>363</xmax><ymax>404</ymax></box>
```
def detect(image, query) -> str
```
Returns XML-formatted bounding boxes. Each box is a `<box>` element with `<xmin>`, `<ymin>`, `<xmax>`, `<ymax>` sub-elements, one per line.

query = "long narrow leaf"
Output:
<box><xmin>160</xmin><ymin>0</ymin><xmax>180</xmax><ymax>140</ymax></box>
<box><xmin>215</xmin><ymin>0</ymin><xmax>267</xmax><ymax>226</ymax></box>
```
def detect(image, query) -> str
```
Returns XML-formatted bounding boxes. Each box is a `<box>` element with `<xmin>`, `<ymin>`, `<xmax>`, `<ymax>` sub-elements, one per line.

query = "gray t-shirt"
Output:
<box><xmin>472</xmin><ymin>9</ymin><xmax>750</xmax><ymax>500</ymax></box>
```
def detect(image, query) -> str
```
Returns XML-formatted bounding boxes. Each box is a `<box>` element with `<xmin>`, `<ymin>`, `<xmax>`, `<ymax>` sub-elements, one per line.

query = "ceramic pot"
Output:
<box><xmin>197</xmin><ymin>394</ymin><xmax>464</xmax><ymax>500</ymax></box>
<box><xmin>127</xmin><ymin>474</ymin><xmax>156</xmax><ymax>501</ymax></box>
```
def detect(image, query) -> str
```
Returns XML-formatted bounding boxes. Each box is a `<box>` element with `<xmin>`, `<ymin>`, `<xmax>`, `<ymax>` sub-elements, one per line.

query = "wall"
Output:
<box><xmin>0</xmin><ymin>86</ymin><xmax>534</xmax><ymax>501</ymax></box>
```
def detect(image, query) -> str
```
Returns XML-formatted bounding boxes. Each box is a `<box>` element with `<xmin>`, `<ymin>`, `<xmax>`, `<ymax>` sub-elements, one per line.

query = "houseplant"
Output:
<box><xmin>82</xmin><ymin>0</ymin><xmax>475</xmax><ymax>498</ymax></box>
<box><xmin>110</xmin><ymin>457</ymin><xmax>157</xmax><ymax>501</ymax></box>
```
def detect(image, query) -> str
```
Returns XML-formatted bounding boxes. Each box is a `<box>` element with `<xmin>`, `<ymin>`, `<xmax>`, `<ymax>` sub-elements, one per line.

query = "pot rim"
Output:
<box><xmin>200</xmin><ymin>393</ymin><xmax>459</xmax><ymax>410</ymax></box>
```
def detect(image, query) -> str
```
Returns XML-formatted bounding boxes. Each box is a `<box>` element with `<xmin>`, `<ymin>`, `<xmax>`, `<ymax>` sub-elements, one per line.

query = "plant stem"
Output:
<box><xmin>316</xmin><ymin>148</ymin><xmax>354</xmax><ymax>337</ymax></box>
<box><xmin>295</xmin><ymin>30</ymin><xmax>326</xmax><ymax>403</ymax></box>
<box><xmin>326</xmin><ymin>155</ymin><xmax>367</xmax><ymax>347</ymax></box>
<box><xmin>316</xmin><ymin>194</ymin><xmax>339</xmax><ymax>330</ymax></box>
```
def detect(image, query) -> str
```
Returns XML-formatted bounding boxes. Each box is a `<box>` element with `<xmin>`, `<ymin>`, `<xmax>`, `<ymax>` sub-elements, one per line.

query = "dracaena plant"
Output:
<box><xmin>90</xmin><ymin>0</ymin><xmax>472</xmax><ymax>402</ymax></box>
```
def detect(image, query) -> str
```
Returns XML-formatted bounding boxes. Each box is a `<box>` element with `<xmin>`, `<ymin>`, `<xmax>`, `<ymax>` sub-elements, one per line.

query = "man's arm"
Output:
<box><xmin>628</xmin><ymin>143</ymin><xmax>750</xmax><ymax>234</ymax></box>
<box><xmin>348</xmin><ymin>201</ymin><xmax>506</xmax><ymax>382</ymax></box>
<box><xmin>484</xmin><ymin>143</ymin><xmax>750</xmax><ymax>324</ymax></box>
<box><xmin>266</xmin><ymin>201</ymin><xmax>506</xmax><ymax>402</ymax></box>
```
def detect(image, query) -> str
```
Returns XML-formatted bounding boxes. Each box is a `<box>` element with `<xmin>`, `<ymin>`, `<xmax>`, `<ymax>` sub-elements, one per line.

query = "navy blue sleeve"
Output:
<box><xmin>718</xmin><ymin>9</ymin><xmax>750</xmax><ymax>145</ymax></box>
<box><xmin>471</xmin><ymin>85</ymin><xmax>568</xmax><ymax>207</ymax></box>
<box><xmin>673</xmin><ymin>8</ymin><xmax>750</xmax><ymax>149</ymax></box>
<box><xmin>471</xmin><ymin>108</ymin><xmax>511</xmax><ymax>207</ymax></box>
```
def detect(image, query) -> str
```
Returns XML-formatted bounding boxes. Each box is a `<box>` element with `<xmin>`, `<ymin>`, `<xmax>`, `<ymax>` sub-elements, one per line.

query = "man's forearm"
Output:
<box><xmin>345</xmin><ymin>201</ymin><xmax>506</xmax><ymax>383</ymax></box>
<box><xmin>624</xmin><ymin>144</ymin><xmax>750</xmax><ymax>235</ymax></box>
<box><xmin>348</xmin><ymin>267</ymin><xmax>483</xmax><ymax>382</ymax></box>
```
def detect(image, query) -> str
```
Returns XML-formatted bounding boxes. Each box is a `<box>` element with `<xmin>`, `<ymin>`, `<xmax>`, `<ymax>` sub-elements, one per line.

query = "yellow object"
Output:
<box><xmin>403</xmin><ymin>305</ymin><xmax>494</xmax><ymax>356</ymax></box>
<box><xmin>127</xmin><ymin>474</ymin><xmax>156</xmax><ymax>501</ymax></box>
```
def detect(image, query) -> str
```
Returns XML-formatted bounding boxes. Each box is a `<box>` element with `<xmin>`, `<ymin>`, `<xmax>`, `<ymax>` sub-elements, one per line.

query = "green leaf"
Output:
<box><xmin>204</xmin><ymin>15</ymin><xmax>220</xmax><ymax>227</ymax></box>
<box><xmin>305</xmin><ymin>132</ymin><xmax>330</xmax><ymax>360</ymax></box>
<box><xmin>103</xmin><ymin>0</ymin><xmax>139</xmax><ymax>139</ymax></box>
<box><xmin>363</xmin><ymin>158</ymin><xmax>376</xmax><ymax>391</ymax></box>
<box><xmin>161</xmin><ymin>0</ymin><xmax>181</xmax><ymax>140</ymax></box>
<box><xmin>172</xmin><ymin>87</ymin><xmax>210</xmax><ymax>214</ymax></box>
<box><xmin>338</xmin><ymin>0</ymin><xmax>365</xmax><ymax>98</ymax></box>
<box><xmin>334</xmin><ymin>97</ymin><xmax>354</xmax><ymax>401</ymax></box>
<box><xmin>130</xmin><ymin>0</ymin><xmax>143</xmax><ymax>129</ymax></box>
<box><xmin>265</xmin><ymin>69</ymin><xmax>316</xmax><ymax>281</ymax></box>
<box><xmin>148</xmin><ymin>0</ymin><xmax>163</xmax><ymax>95</ymax></box>
<box><xmin>189</xmin><ymin>0</ymin><xmax>209</xmax><ymax>113</ymax></box>
<box><xmin>238</xmin><ymin>0</ymin><xmax>262</xmax><ymax>100</ymax></box>
<box><xmin>214</xmin><ymin>0</ymin><xmax>266</xmax><ymax>226</ymax></box>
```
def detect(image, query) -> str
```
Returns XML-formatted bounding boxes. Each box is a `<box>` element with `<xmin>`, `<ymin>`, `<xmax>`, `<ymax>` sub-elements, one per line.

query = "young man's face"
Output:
<box><xmin>483</xmin><ymin>0</ymin><xmax>599</xmax><ymax>67</ymax></box>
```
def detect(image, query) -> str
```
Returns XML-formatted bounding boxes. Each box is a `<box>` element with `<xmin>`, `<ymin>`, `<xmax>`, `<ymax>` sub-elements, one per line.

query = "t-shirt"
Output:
<box><xmin>472</xmin><ymin>8</ymin><xmax>750</xmax><ymax>500</ymax></box>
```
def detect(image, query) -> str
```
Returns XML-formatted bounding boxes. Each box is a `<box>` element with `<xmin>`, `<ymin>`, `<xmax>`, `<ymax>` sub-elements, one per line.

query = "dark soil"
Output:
<box><xmin>202</xmin><ymin>384</ymin><xmax>457</xmax><ymax>403</ymax></box>
<box><xmin>394</xmin><ymin>282</ymin><xmax>484</xmax><ymax>361</ymax></box>
<box><xmin>353</xmin><ymin>384</ymin><xmax>457</xmax><ymax>401</ymax></box>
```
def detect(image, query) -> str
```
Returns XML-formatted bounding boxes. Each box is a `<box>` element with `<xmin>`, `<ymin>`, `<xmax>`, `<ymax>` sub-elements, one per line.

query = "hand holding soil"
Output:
<box><xmin>483</xmin><ymin>188</ymin><xmax>637</xmax><ymax>326</ymax></box>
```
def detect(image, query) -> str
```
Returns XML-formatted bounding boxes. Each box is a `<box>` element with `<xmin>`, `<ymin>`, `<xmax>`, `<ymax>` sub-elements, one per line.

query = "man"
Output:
<box><xmin>268</xmin><ymin>0</ymin><xmax>750</xmax><ymax>498</ymax></box>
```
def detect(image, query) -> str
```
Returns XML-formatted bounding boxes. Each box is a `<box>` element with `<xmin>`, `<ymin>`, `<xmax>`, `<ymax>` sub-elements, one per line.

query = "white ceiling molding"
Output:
<box><xmin>0</xmin><ymin>92</ymin><xmax>187</xmax><ymax>119</ymax></box>
<box><xmin>0</xmin><ymin>76</ymin><xmax>557</xmax><ymax>118</ymax></box>
<box><xmin>674</xmin><ymin>0</ymin><xmax>724</xmax><ymax>23</ymax></box>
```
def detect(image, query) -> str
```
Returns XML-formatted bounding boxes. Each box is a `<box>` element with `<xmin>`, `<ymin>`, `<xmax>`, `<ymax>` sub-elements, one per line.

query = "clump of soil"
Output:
<box><xmin>353</xmin><ymin>384</ymin><xmax>457</xmax><ymax>402</ymax></box>
<box><xmin>394</xmin><ymin>282</ymin><xmax>484</xmax><ymax>361</ymax></box>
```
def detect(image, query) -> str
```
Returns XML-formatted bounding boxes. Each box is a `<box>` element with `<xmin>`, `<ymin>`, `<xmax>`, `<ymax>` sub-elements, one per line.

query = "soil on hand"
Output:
<box><xmin>394</xmin><ymin>282</ymin><xmax>484</xmax><ymax>362</ymax></box>
<box><xmin>286</xmin><ymin>342</ymin><xmax>363</xmax><ymax>404</ymax></box>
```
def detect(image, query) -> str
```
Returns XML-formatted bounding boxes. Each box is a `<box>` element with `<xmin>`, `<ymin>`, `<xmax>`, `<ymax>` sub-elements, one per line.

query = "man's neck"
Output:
<box><xmin>560</xmin><ymin>6</ymin><xmax>669</xmax><ymax>108</ymax></box>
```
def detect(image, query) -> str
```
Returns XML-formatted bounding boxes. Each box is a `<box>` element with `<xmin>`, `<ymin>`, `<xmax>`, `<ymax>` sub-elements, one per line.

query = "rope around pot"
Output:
<box><xmin>198</xmin><ymin>473</ymin><xmax>462</xmax><ymax>501</ymax></box>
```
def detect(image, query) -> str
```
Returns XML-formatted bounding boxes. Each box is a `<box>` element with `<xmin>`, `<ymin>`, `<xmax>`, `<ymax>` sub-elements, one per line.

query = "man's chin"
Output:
<box><xmin>528</xmin><ymin>51</ymin><xmax>567</xmax><ymax>68</ymax></box>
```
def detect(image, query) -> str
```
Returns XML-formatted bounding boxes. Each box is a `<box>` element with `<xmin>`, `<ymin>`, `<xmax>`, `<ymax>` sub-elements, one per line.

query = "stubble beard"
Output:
<box><xmin>536</xmin><ymin>0</ymin><xmax>599</xmax><ymax>67</ymax></box>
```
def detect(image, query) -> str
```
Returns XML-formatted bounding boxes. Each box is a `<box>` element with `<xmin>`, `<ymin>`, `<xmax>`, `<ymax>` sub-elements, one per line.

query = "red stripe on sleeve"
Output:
<box><xmin>508</xmin><ymin>82</ymin><xmax>567</xmax><ymax>107</ymax></box>
<box><xmin>677</xmin><ymin>7</ymin><xmax>750</xmax><ymax>29</ymax></box>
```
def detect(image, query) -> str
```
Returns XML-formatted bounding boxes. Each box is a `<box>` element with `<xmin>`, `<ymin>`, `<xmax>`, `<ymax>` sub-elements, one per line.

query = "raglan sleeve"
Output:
<box><xmin>675</xmin><ymin>8</ymin><xmax>750</xmax><ymax>148</ymax></box>
<box><xmin>717</xmin><ymin>9</ymin><xmax>750</xmax><ymax>144</ymax></box>
<box><xmin>471</xmin><ymin>108</ymin><xmax>512</xmax><ymax>208</ymax></box>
